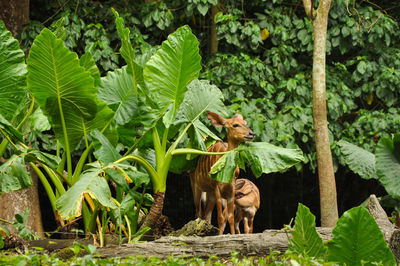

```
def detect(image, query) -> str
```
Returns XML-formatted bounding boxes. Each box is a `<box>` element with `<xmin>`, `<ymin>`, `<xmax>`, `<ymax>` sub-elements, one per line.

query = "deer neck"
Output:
<box><xmin>227</xmin><ymin>139</ymin><xmax>240</xmax><ymax>151</ymax></box>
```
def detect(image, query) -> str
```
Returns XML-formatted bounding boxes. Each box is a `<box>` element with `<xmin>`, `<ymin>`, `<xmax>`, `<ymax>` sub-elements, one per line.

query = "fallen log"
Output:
<box><xmin>97</xmin><ymin>194</ymin><xmax>399</xmax><ymax>259</ymax></box>
<box><xmin>97</xmin><ymin>228</ymin><xmax>333</xmax><ymax>259</ymax></box>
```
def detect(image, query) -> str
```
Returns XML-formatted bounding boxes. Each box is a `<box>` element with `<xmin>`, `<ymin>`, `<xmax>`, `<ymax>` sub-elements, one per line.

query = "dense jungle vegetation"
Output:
<box><xmin>1</xmin><ymin>0</ymin><xmax>400</xmax><ymax>245</ymax></box>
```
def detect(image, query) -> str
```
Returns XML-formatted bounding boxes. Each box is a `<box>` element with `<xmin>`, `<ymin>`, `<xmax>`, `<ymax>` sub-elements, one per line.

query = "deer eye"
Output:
<box><xmin>233</xmin><ymin>124</ymin><xmax>239</xmax><ymax>128</ymax></box>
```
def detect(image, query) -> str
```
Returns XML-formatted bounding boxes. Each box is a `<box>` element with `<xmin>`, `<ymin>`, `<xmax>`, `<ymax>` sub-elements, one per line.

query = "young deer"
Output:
<box><xmin>233</xmin><ymin>178</ymin><xmax>260</xmax><ymax>234</ymax></box>
<box><xmin>190</xmin><ymin>112</ymin><xmax>255</xmax><ymax>235</ymax></box>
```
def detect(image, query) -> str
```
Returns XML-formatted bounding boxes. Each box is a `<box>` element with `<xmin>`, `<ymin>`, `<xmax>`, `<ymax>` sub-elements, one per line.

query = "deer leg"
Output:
<box><xmin>215</xmin><ymin>188</ymin><xmax>226</xmax><ymax>235</ymax></box>
<box><xmin>234</xmin><ymin>209</ymin><xmax>241</xmax><ymax>234</ymax></box>
<box><xmin>248</xmin><ymin>214</ymin><xmax>255</xmax><ymax>233</ymax></box>
<box><xmin>226</xmin><ymin>197</ymin><xmax>235</xmax><ymax>234</ymax></box>
<box><xmin>192</xmin><ymin>185</ymin><xmax>203</xmax><ymax>219</ymax></box>
<box><xmin>243</xmin><ymin>217</ymin><xmax>250</xmax><ymax>234</ymax></box>
<box><xmin>234</xmin><ymin>220</ymin><xmax>240</xmax><ymax>234</ymax></box>
<box><xmin>219</xmin><ymin>199</ymin><xmax>229</xmax><ymax>233</ymax></box>
<box><xmin>203</xmin><ymin>191</ymin><xmax>216</xmax><ymax>223</ymax></box>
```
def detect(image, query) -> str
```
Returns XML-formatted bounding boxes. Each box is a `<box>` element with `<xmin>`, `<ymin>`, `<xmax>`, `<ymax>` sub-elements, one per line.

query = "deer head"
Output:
<box><xmin>207</xmin><ymin>112</ymin><xmax>255</xmax><ymax>149</ymax></box>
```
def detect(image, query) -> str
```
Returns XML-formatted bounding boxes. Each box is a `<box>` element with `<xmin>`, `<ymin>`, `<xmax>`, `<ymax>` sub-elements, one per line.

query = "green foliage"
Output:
<box><xmin>327</xmin><ymin>206</ymin><xmax>396</xmax><ymax>265</ymax></box>
<box><xmin>0</xmin><ymin>155</ymin><xmax>32</xmax><ymax>194</ymax></box>
<box><xmin>339</xmin><ymin>134</ymin><xmax>400</xmax><ymax>210</ymax></box>
<box><xmin>7</xmin><ymin>0</ymin><xmax>400</xmax><ymax>241</ymax></box>
<box><xmin>27</xmin><ymin>28</ymin><xmax>97</xmax><ymax>150</ymax></box>
<box><xmin>376</xmin><ymin>134</ymin><xmax>400</xmax><ymax>200</ymax></box>
<box><xmin>12</xmin><ymin>209</ymin><xmax>40</xmax><ymax>241</ymax></box>
<box><xmin>144</xmin><ymin>25</ymin><xmax>201</xmax><ymax>128</ymax></box>
<box><xmin>338</xmin><ymin>140</ymin><xmax>378</xmax><ymax>180</ymax></box>
<box><xmin>19</xmin><ymin>1</ymin><xmax>400</xmax><ymax>175</ymax></box>
<box><xmin>210</xmin><ymin>142</ymin><xmax>304</xmax><ymax>182</ymax></box>
<box><xmin>288</xmin><ymin>204</ymin><xmax>396</xmax><ymax>265</ymax></box>
<box><xmin>56</xmin><ymin>167</ymin><xmax>117</xmax><ymax>220</ymax></box>
<box><xmin>288</xmin><ymin>203</ymin><xmax>326</xmax><ymax>258</ymax></box>
<box><xmin>98</xmin><ymin>66</ymin><xmax>138</xmax><ymax>126</ymax></box>
<box><xmin>0</xmin><ymin>21</ymin><xmax>27</xmax><ymax>121</ymax></box>
<box><xmin>202</xmin><ymin>0</ymin><xmax>400</xmax><ymax>173</ymax></box>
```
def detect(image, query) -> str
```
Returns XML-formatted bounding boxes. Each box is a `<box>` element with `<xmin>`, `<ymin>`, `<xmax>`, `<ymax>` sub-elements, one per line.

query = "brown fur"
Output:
<box><xmin>190</xmin><ymin>112</ymin><xmax>255</xmax><ymax>235</ymax></box>
<box><xmin>233</xmin><ymin>179</ymin><xmax>260</xmax><ymax>234</ymax></box>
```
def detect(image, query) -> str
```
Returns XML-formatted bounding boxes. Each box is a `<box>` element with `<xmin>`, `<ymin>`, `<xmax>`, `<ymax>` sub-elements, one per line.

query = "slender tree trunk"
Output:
<box><xmin>303</xmin><ymin>0</ymin><xmax>338</xmax><ymax>227</ymax></box>
<box><xmin>209</xmin><ymin>3</ymin><xmax>219</xmax><ymax>55</ymax></box>
<box><xmin>0</xmin><ymin>0</ymin><xmax>29</xmax><ymax>36</ymax></box>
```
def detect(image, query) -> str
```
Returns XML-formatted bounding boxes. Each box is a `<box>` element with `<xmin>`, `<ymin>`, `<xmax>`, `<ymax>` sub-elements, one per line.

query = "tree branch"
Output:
<box><xmin>302</xmin><ymin>0</ymin><xmax>316</xmax><ymax>20</ymax></box>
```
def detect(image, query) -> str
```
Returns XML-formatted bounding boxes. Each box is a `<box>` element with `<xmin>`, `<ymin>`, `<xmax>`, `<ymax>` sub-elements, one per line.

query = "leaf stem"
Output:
<box><xmin>42</xmin><ymin>165</ymin><xmax>66</xmax><ymax>194</ymax></box>
<box><xmin>16</xmin><ymin>97</ymin><xmax>35</xmax><ymax>131</ymax></box>
<box><xmin>114</xmin><ymin>155</ymin><xmax>162</xmax><ymax>192</ymax></box>
<box><xmin>0</xmin><ymin>128</ymin><xmax>19</xmax><ymax>151</ymax></box>
<box><xmin>0</xmin><ymin>139</ymin><xmax>8</xmax><ymax>159</ymax></box>
<box><xmin>172</xmin><ymin>148</ymin><xmax>230</xmax><ymax>156</ymax></box>
<box><xmin>152</xmin><ymin>127</ymin><xmax>163</xmax><ymax>171</ymax></box>
<box><xmin>123</xmin><ymin>131</ymin><xmax>147</xmax><ymax>156</ymax></box>
<box><xmin>30</xmin><ymin>162</ymin><xmax>57</xmax><ymax>212</ymax></box>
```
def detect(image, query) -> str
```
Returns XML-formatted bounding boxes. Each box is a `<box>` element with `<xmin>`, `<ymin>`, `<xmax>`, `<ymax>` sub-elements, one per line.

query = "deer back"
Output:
<box><xmin>235</xmin><ymin>179</ymin><xmax>260</xmax><ymax>210</ymax></box>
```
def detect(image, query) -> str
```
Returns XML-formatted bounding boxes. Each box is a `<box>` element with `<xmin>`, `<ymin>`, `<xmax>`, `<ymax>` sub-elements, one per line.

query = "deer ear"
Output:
<box><xmin>234</xmin><ymin>114</ymin><xmax>243</xmax><ymax>119</ymax></box>
<box><xmin>207</xmin><ymin>112</ymin><xmax>225</xmax><ymax>127</ymax></box>
<box><xmin>233</xmin><ymin>114</ymin><xmax>246</xmax><ymax>125</ymax></box>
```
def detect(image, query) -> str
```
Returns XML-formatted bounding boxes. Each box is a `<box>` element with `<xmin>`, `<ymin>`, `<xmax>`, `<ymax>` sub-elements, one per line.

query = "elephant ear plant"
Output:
<box><xmin>98</xmin><ymin>10</ymin><xmax>305</xmax><ymax>231</ymax></box>
<box><xmin>288</xmin><ymin>203</ymin><xmax>395</xmax><ymax>265</ymax></box>
<box><xmin>0</xmin><ymin>20</ymin><xmax>61</xmax><ymax>196</ymax></box>
<box><xmin>338</xmin><ymin>135</ymin><xmax>400</xmax><ymax>225</ymax></box>
<box><xmin>1</xmin><ymin>9</ymin><xmax>305</xmax><ymax>243</ymax></box>
<box><xmin>0</xmin><ymin>17</ymin><xmax>150</xmax><ymax>245</ymax></box>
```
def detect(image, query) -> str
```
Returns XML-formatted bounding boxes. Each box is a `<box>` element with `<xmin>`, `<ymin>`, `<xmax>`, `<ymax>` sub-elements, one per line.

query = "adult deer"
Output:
<box><xmin>233</xmin><ymin>178</ymin><xmax>260</xmax><ymax>234</ymax></box>
<box><xmin>190</xmin><ymin>112</ymin><xmax>255</xmax><ymax>234</ymax></box>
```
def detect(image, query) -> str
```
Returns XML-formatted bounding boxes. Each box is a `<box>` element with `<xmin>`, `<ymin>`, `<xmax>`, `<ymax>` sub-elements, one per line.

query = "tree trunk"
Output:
<box><xmin>303</xmin><ymin>0</ymin><xmax>338</xmax><ymax>227</ymax></box>
<box><xmin>0</xmin><ymin>165</ymin><xmax>44</xmax><ymax>238</ymax></box>
<box><xmin>209</xmin><ymin>3</ymin><xmax>219</xmax><ymax>55</ymax></box>
<box><xmin>0</xmin><ymin>0</ymin><xmax>29</xmax><ymax>36</ymax></box>
<box><xmin>139</xmin><ymin>191</ymin><xmax>165</xmax><ymax>232</ymax></box>
<box><xmin>0</xmin><ymin>0</ymin><xmax>44</xmax><ymax>238</ymax></box>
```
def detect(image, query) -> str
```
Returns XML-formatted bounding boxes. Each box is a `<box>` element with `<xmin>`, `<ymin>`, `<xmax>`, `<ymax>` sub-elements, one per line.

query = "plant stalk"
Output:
<box><xmin>30</xmin><ymin>162</ymin><xmax>57</xmax><ymax>212</ymax></box>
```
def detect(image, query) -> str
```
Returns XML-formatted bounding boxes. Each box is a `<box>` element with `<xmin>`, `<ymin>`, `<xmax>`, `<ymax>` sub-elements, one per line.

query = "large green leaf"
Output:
<box><xmin>327</xmin><ymin>206</ymin><xmax>396</xmax><ymax>265</ymax></box>
<box><xmin>0</xmin><ymin>21</ymin><xmax>27</xmax><ymax>121</ymax></box>
<box><xmin>178</xmin><ymin>79</ymin><xmax>226</xmax><ymax>151</ymax></box>
<box><xmin>29</xmin><ymin>107</ymin><xmax>51</xmax><ymax>132</ymax></box>
<box><xmin>338</xmin><ymin>140</ymin><xmax>377</xmax><ymax>180</ymax></box>
<box><xmin>47</xmin><ymin>99</ymin><xmax>113</xmax><ymax>150</ymax></box>
<box><xmin>210</xmin><ymin>142</ymin><xmax>304</xmax><ymax>182</ymax></box>
<box><xmin>239</xmin><ymin>142</ymin><xmax>304</xmax><ymax>178</ymax></box>
<box><xmin>99</xmin><ymin>66</ymin><xmax>138</xmax><ymax>126</ymax></box>
<box><xmin>288</xmin><ymin>203</ymin><xmax>326</xmax><ymax>258</ymax></box>
<box><xmin>112</xmin><ymin>8</ymin><xmax>145</xmax><ymax>96</ymax></box>
<box><xmin>144</xmin><ymin>25</ymin><xmax>201</xmax><ymax>128</ymax></box>
<box><xmin>187</xmin><ymin>120</ymin><xmax>221</xmax><ymax>152</ymax></box>
<box><xmin>91</xmin><ymin>129</ymin><xmax>121</xmax><ymax>165</ymax></box>
<box><xmin>0</xmin><ymin>114</ymin><xmax>24</xmax><ymax>143</ymax></box>
<box><xmin>27</xmin><ymin>28</ymin><xmax>97</xmax><ymax>149</ymax></box>
<box><xmin>0</xmin><ymin>155</ymin><xmax>32</xmax><ymax>194</ymax></box>
<box><xmin>56</xmin><ymin>168</ymin><xmax>117</xmax><ymax>220</ymax></box>
<box><xmin>21</xmin><ymin>148</ymin><xmax>61</xmax><ymax>169</ymax></box>
<box><xmin>112</xmin><ymin>8</ymin><xmax>158</xmax><ymax>131</ymax></box>
<box><xmin>179</xmin><ymin>79</ymin><xmax>226</xmax><ymax>123</ymax></box>
<box><xmin>210</xmin><ymin>151</ymin><xmax>237</xmax><ymax>183</ymax></box>
<box><xmin>376</xmin><ymin>134</ymin><xmax>400</xmax><ymax>200</ymax></box>
<box><xmin>80</xmin><ymin>52</ymin><xmax>100</xmax><ymax>87</ymax></box>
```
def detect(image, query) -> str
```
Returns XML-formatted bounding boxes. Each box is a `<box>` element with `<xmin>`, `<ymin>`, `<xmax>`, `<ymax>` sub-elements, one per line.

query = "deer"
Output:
<box><xmin>190</xmin><ymin>112</ymin><xmax>255</xmax><ymax>235</ymax></box>
<box><xmin>233</xmin><ymin>178</ymin><xmax>260</xmax><ymax>234</ymax></box>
